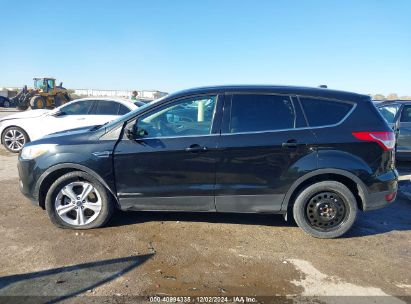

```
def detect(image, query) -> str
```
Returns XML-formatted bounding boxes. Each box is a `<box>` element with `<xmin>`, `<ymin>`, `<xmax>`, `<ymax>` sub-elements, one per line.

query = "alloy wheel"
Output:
<box><xmin>55</xmin><ymin>181</ymin><xmax>102</xmax><ymax>226</ymax></box>
<box><xmin>4</xmin><ymin>129</ymin><xmax>26</xmax><ymax>152</ymax></box>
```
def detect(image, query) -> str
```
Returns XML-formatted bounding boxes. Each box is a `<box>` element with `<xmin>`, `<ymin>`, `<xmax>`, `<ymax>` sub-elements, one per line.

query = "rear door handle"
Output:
<box><xmin>185</xmin><ymin>144</ymin><xmax>208</xmax><ymax>153</ymax></box>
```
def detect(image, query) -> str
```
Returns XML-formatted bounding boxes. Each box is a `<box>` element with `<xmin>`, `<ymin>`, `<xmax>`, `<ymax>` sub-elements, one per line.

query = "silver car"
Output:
<box><xmin>377</xmin><ymin>100</ymin><xmax>411</xmax><ymax>160</ymax></box>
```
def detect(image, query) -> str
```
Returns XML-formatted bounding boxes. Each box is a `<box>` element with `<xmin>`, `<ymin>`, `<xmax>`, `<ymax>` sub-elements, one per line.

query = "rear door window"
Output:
<box><xmin>94</xmin><ymin>100</ymin><xmax>121</xmax><ymax>115</ymax></box>
<box><xmin>229</xmin><ymin>94</ymin><xmax>295</xmax><ymax>133</ymax></box>
<box><xmin>299</xmin><ymin>97</ymin><xmax>353</xmax><ymax>127</ymax></box>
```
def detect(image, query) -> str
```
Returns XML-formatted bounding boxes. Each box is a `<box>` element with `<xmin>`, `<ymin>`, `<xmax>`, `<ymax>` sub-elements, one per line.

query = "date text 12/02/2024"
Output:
<box><xmin>148</xmin><ymin>296</ymin><xmax>258</xmax><ymax>303</ymax></box>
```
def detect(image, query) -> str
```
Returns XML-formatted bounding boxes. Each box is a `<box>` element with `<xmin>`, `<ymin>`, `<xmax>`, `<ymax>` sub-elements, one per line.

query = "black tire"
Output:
<box><xmin>17</xmin><ymin>103</ymin><xmax>29</xmax><ymax>110</ymax></box>
<box><xmin>3</xmin><ymin>100</ymin><xmax>10</xmax><ymax>108</ymax></box>
<box><xmin>293</xmin><ymin>181</ymin><xmax>358</xmax><ymax>239</ymax></box>
<box><xmin>30</xmin><ymin>95</ymin><xmax>46</xmax><ymax>109</ymax></box>
<box><xmin>1</xmin><ymin>126</ymin><xmax>30</xmax><ymax>153</ymax></box>
<box><xmin>45</xmin><ymin>171</ymin><xmax>115</xmax><ymax>229</ymax></box>
<box><xmin>54</xmin><ymin>94</ymin><xmax>68</xmax><ymax>108</ymax></box>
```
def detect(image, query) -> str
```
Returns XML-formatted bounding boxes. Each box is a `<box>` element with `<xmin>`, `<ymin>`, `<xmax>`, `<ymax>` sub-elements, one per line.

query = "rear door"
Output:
<box><xmin>90</xmin><ymin>100</ymin><xmax>129</xmax><ymax>125</ymax></box>
<box><xmin>215</xmin><ymin>93</ymin><xmax>316</xmax><ymax>213</ymax></box>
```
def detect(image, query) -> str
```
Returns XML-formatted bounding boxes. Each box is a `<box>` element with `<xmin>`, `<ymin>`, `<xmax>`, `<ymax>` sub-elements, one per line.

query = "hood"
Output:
<box><xmin>0</xmin><ymin>109</ymin><xmax>50</xmax><ymax>121</ymax></box>
<box><xmin>43</xmin><ymin>125</ymin><xmax>99</xmax><ymax>138</ymax></box>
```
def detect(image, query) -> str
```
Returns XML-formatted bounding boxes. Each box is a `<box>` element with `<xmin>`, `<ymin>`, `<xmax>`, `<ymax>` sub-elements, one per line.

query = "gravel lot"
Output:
<box><xmin>0</xmin><ymin>109</ymin><xmax>410</xmax><ymax>303</ymax></box>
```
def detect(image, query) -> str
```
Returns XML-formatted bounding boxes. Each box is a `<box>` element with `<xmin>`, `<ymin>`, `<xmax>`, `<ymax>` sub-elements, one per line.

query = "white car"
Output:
<box><xmin>0</xmin><ymin>98</ymin><xmax>138</xmax><ymax>153</ymax></box>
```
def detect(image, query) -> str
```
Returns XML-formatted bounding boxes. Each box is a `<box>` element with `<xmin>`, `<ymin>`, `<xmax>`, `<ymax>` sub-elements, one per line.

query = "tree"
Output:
<box><xmin>386</xmin><ymin>93</ymin><xmax>399</xmax><ymax>100</ymax></box>
<box><xmin>373</xmin><ymin>94</ymin><xmax>385</xmax><ymax>100</ymax></box>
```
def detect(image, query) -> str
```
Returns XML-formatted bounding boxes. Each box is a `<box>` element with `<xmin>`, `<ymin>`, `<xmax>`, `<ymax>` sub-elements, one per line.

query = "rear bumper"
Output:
<box><xmin>362</xmin><ymin>169</ymin><xmax>398</xmax><ymax>211</ymax></box>
<box><xmin>364</xmin><ymin>189</ymin><xmax>397</xmax><ymax>211</ymax></box>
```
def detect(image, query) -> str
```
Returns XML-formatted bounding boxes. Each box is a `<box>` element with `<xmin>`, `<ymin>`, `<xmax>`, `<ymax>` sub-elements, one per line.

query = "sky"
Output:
<box><xmin>0</xmin><ymin>0</ymin><xmax>410</xmax><ymax>96</ymax></box>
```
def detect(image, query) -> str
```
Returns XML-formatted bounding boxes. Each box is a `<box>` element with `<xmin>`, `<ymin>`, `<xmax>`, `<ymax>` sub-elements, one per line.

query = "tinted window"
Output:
<box><xmin>400</xmin><ymin>106</ymin><xmax>411</xmax><ymax>122</ymax></box>
<box><xmin>118</xmin><ymin>104</ymin><xmax>130</xmax><ymax>115</ymax></box>
<box><xmin>95</xmin><ymin>100</ymin><xmax>121</xmax><ymax>115</ymax></box>
<box><xmin>60</xmin><ymin>100</ymin><xmax>94</xmax><ymax>115</ymax></box>
<box><xmin>300</xmin><ymin>97</ymin><xmax>353</xmax><ymax>127</ymax></box>
<box><xmin>137</xmin><ymin>96</ymin><xmax>216</xmax><ymax>138</ymax></box>
<box><xmin>378</xmin><ymin>105</ymin><xmax>400</xmax><ymax>123</ymax></box>
<box><xmin>229</xmin><ymin>94</ymin><xmax>295</xmax><ymax>133</ymax></box>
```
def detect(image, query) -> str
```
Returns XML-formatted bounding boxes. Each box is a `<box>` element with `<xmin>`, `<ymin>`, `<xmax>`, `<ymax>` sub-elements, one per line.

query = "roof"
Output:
<box><xmin>167</xmin><ymin>85</ymin><xmax>369</xmax><ymax>102</ymax></box>
<box><xmin>65</xmin><ymin>97</ymin><xmax>138</xmax><ymax>109</ymax></box>
<box><xmin>377</xmin><ymin>100</ymin><xmax>411</xmax><ymax>105</ymax></box>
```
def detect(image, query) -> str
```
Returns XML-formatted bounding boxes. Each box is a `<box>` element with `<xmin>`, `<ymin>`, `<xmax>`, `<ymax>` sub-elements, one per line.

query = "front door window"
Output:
<box><xmin>136</xmin><ymin>95</ymin><xmax>216</xmax><ymax>138</ymax></box>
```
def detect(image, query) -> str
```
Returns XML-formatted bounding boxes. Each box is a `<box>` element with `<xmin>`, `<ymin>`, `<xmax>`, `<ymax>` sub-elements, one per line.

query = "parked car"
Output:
<box><xmin>376</xmin><ymin>100</ymin><xmax>411</xmax><ymax>160</ymax></box>
<box><xmin>133</xmin><ymin>100</ymin><xmax>146</xmax><ymax>107</ymax></box>
<box><xmin>17</xmin><ymin>85</ymin><xmax>397</xmax><ymax>238</ymax></box>
<box><xmin>0</xmin><ymin>96</ymin><xmax>11</xmax><ymax>108</ymax></box>
<box><xmin>0</xmin><ymin>98</ymin><xmax>138</xmax><ymax>153</ymax></box>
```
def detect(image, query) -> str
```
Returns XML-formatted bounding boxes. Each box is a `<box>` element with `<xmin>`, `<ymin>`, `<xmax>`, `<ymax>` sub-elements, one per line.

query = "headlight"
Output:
<box><xmin>20</xmin><ymin>144</ymin><xmax>57</xmax><ymax>160</ymax></box>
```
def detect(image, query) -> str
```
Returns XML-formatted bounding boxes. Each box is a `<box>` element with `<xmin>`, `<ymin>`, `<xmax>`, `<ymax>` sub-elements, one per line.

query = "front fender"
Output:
<box><xmin>35</xmin><ymin>163</ymin><xmax>118</xmax><ymax>204</ymax></box>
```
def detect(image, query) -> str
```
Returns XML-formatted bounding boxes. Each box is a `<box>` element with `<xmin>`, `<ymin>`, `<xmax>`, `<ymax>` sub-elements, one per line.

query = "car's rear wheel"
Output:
<box><xmin>1</xmin><ymin>126</ymin><xmax>29</xmax><ymax>153</ymax></box>
<box><xmin>293</xmin><ymin>181</ymin><xmax>357</xmax><ymax>238</ymax></box>
<box><xmin>3</xmin><ymin>100</ymin><xmax>10</xmax><ymax>108</ymax></box>
<box><xmin>45</xmin><ymin>172</ymin><xmax>115</xmax><ymax>229</ymax></box>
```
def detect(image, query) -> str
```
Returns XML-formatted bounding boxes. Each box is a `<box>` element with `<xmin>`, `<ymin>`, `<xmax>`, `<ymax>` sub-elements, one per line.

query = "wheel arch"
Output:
<box><xmin>281</xmin><ymin>168</ymin><xmax>369</xmax><ymax>213</ymax></box>
<box><xmin>0</xmin><ymin>125</ymin><xmax>31</xmax><ymax>145</ymax></box>
<box><xmin>36</xmin><ymin>163</ymin><xmax>118</xmax><ymax>209</ymax></box>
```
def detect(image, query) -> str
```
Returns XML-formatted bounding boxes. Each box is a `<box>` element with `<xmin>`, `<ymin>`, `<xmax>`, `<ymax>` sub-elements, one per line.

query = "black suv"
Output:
<box><xmin>17</xmin><ymin>85</ymin><xmax>398</xmax><ymax>238</ymax></box>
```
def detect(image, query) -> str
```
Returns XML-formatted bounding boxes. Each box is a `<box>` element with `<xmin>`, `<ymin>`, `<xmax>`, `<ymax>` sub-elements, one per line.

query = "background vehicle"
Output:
<box><xmin>0</xmin><ymin>98</ymin><xmax>138</xmax><ymax>152</ymax></box>
<box><xmin>0</xmin><ymin>96</ymin><xmax>11</xmax><ymax>108</ymax></box>
<box><xmin>17</xmin><ymin>86</ymin><xmax>397</xmax><ymax>238</ymax></box>
<box><xmin>11</xmin><ymin>77</ymin><xmax>71</xmax><ymax>110</ymax></box>
<box><xmin>376</xmin><ymin>100</ymin><xmax>411</xmax><ymax>160</ymax></box>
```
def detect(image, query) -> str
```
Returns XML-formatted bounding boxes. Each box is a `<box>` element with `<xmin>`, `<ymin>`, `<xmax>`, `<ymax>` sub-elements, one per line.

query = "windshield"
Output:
<box><xmin>377</xmin><ymin>104</ymin><xmax>400</xmax><ymax>123</ymax></box>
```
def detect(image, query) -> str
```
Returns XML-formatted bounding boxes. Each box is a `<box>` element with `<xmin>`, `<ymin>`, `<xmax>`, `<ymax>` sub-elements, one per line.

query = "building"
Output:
<box><xmin>73</xmin><ymin>89</ymin><xmax>168</xmax><ymax>101</ymax></box>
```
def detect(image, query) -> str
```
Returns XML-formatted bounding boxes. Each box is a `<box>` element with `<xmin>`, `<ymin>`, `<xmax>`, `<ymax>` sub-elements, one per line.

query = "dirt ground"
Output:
<box><xmin>0</xmin><ymin>110</ymin><xmax>410</xmax><ymax>304</ymax></box>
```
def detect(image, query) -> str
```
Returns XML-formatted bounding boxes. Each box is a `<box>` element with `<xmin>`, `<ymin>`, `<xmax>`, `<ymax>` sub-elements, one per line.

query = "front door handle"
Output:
<box><xmin>282</xmin><ymin>139</ymin><xmax>305</xmax><ymax>148</ymax></box>
<box><xmin>185</xmin><ymin>144</ymin><xmax>208</xmax><ymax>153</ymax></box>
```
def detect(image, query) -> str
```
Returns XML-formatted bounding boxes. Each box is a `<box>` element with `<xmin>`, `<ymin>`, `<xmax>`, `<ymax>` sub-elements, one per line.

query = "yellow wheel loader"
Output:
<box><xmin>12</xmin><ymin>78</ymin><xmax>71</xmax><ymax>110</ymax></box>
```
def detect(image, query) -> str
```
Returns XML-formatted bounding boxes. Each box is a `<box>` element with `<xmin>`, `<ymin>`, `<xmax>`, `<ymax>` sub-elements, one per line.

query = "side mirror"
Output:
<box><xmin>126</xmin><ymin>124</ymin><xmax>148</xmax><ymax>140</ymax></box>
<box><xmin>52</xmin><ymin>110</ymin><xmax>66</xmax><ymax>117</ymax></box>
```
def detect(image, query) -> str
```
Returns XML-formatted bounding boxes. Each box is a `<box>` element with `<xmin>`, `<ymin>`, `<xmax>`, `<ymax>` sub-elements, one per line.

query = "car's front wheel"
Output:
<box><xmin>45</xmin><ymin>172</ymin><xmax>115</xmax><ymax>229</ymax></box>
<box><xmin>293</xmin><ymin>181</ymin><xmax>358</xmax><ymax>238</ymax></box>
<box><xmin>1</xmin><ymin>126</ymin><xmax>30</xmax><ymax>153</ymax></box>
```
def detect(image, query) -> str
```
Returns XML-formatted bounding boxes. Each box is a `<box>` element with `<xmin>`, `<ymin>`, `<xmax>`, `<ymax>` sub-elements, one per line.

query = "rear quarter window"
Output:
<box><xmin>300</xmin><ymin>97</ymin><xmax>354</xmax><ymax>127</ymax></box>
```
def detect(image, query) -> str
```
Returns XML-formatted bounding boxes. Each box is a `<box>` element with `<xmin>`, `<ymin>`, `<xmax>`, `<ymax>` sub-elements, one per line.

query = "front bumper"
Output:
<box><xmin>17</xmin><ymin>158</ymin><xmax>40</xmax><ymax>204</ymax></box>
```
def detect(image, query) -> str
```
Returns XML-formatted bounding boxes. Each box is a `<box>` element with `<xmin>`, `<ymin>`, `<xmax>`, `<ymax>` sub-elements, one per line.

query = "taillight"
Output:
<box><xmin>352</xmin><ymin>131</ymin><xmax>395</xmax><ymax>151</ymax></box>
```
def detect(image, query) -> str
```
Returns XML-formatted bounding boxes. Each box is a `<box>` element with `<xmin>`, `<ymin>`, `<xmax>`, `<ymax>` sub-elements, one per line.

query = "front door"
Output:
<box><xmin>114</xmin><ymin>95</ymin><xmax>221</xmax><ymax>211</ymax></box>
<box><xmin>215</xmin><ymin>93</ymin><xmax>316</xmax><ymax>213</ymax></box>
<box><xmin>42</xmin><ymin>99</ymin><xmax>96</xmax><ymax>135</ymax></box>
